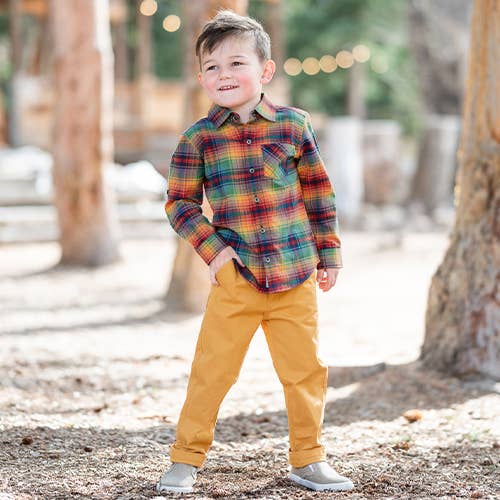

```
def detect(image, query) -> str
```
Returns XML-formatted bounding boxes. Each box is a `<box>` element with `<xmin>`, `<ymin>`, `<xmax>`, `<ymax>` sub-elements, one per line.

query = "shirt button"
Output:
<box><xmin>260</xmin><ymin>227</ymin><xmax>266</xmax><ymax>233</ymax></box>
<box><xmin>246</xmin><ymin>139</ymin><xmax>252</xmax><ymax>145</ymax></box>
<box><xmin>254</xmin><ymin>196</ymin><xmax>259</xmax><ymax>202</ymax></box>
<box><xmin>265</xmin><ymin>257</ymin><xmax>271</xmax><ymax>263</ymax></box>
<box><xmin>249</xmin><ymin>168</ymin><xmax>255</xmax><ymax>173</ymax></box>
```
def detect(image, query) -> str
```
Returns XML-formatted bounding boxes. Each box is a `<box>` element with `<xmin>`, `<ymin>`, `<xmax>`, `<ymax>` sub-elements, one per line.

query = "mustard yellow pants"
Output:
<box><xmin>170</xmin><ymin>259</ymin><xmax>328</xmax><ymax>468</ymax></box>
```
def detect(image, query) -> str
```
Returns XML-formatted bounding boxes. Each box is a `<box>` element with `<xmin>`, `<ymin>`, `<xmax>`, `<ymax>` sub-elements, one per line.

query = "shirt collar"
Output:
<box><xmin>207</xmin><ymin>93</ymin><xmax>277</xmax><ymax>128</ymax></box>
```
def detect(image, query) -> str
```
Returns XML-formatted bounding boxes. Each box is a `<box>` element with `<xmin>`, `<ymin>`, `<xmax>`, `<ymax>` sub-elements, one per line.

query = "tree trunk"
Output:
<box><xmin>165</xmin><ymin>0</ymin><xmax>248</xmax><ymax>313</ymax></box>
<box><xmin>50</xmin><ymin>0</ymin><xmax>121</xmax><ymax>266</ymax></box>
<box><xmin>420</xmin><ymin>0</ymin><xmax>500</xmax><ymax>379</ymax></box>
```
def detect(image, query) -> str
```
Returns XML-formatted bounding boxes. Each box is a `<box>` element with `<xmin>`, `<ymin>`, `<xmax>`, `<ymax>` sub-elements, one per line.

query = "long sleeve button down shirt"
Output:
<box><xmin>165</xmin><ymin>94</ymin><xmax>342</xmax><ymax>293</ymax></box>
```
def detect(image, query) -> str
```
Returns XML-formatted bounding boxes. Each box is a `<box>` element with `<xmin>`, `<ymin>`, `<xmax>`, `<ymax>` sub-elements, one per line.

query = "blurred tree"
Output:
<box><xmin>50</xmin><ymin>0</ymin><xmax>121</xmax><ymax>266</ymax></box>
<box><xmin>408</xmin><ymin>0</ymin><xmax>472</xmax><ymax>115</ymax></box>
<box><xmin>165</xmin><ymin>0</ymin><xmax>248</xmax><ymax>313</ymax></box>
<box><xmin>421</xmin><ymin>0</ymin><xmax>499</xmax><ymax>379</ymax></box>
<box><xmin>285</xmin><ymin>0</ymin><xmax>420</xmax><ymax>134</ymax></box>
<box><xmin>408</xmin><ymin>0</ymin><xmax>473</xmax><ymax>214</ymax></box>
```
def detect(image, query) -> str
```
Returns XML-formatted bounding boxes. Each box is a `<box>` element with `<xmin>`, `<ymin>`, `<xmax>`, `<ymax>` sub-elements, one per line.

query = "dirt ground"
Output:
<box><xmin>0</xmin><ymin>230</ymin><xmax>498</xmax><ymax>499</ymax></box>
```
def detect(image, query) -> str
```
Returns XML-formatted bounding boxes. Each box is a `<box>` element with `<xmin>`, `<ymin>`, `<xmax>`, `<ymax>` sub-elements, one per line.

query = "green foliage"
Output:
<box><xmin>285</xmin><ymin>0</ymin><xmax>421</xmax><ymax>134</ymax></box>
<box><xmin>151</xmin><ymin>0</ymin><xmax>182</xmax><ymax>79</ymax></box>
<box><xmin>147</xmin><ymin>0</ymin><xmax>420</xmax><ymax>134</ymax></box>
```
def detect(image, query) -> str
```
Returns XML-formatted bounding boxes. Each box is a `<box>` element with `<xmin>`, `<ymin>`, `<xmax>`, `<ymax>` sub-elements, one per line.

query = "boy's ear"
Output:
<box><xmin>261</xmin><ymin>59</ymin><xmax>276</xmax><ymax>85</ymax></box>
<box><xmin>197</xmin><ymin>72</ymin><xmax>203</xmax><ymax>85</ymax></box>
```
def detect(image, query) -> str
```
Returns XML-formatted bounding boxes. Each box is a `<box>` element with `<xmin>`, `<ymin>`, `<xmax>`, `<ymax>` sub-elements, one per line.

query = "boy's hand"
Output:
<box><xmin>316</xmin><ymin>268</ymin><xmax>340</xmax><ymax>292</ymax></box>
<box><xmin>210</xmin><ymin>246</ymin><xmax>245</xmax><ymax>286</ymax></box>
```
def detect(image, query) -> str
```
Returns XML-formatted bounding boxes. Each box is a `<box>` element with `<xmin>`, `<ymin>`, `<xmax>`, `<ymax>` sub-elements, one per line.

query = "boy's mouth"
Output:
<box><xmin>218</xmin><ymin>85</ymin><xmax>239</xmax><ymax>91</ymax></box>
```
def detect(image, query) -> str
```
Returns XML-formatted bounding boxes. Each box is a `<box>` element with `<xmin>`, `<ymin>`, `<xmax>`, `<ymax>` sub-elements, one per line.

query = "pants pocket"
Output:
<box><xmin>214</xmin><ymin>258</ymin><xmax>234</xmax><ymax>285</ymax></box>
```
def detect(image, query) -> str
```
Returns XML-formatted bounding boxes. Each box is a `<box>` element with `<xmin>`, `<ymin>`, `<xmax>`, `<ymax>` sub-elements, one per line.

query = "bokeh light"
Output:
<box><xmin>140</xmin><ymin>0</ymin><xmax>158</xmax><ymax>16</ymax></box>
<box><xmin>319</xmin><ymin>55</ymin><xmax>337</xmax><ymax>73</ymax></box>
<box><xmin>353</xmin><ymin>44</ymin><xmax>371</xmax><ymax>62</ymax></box>
<box><xmin>302</xmin><ymin>57</ymin><xmax>320</xmax><ymax>75</ymax></box>
<box><xmin>371</xmin><ymin>56</ymin><xmax>389</xmax><ymax>73</ymax></box>
<box><xmin>163</xmin><ymin>14</ymin><xmax>181</xmax><ymax>32</ymax></box>
<box><xmin>336</xmin><ymin>50</ymin><xmax>354</xmax><ymax>69</ymax></box>
<box><xmin>284</xmin><ymin>58</ymin><xmax>302</xmax><ymax>76</ymax></box>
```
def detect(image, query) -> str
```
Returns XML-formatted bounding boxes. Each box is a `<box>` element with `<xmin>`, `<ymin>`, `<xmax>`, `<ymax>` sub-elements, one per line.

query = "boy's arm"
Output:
<box><xmin>165</xmin><ymin>134</ymin><xmax>227</xmax><ymax>265</ymax></box>
<box><xmin>297</xmin><ymin>113</ymin><xmax>343</xmax><ymax>269</ymax></box>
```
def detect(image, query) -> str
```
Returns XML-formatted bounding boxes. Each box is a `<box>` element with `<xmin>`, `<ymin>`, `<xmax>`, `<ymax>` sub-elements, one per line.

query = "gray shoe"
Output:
<box><xmin>156</xmin><ymin>462</ymin><xmax>198</xmax><ymax>494</ymax></box>
<box><xmin>289</xmin><ymin>461</ymin><xmax>354</xmax><ymax>491</ymax></box>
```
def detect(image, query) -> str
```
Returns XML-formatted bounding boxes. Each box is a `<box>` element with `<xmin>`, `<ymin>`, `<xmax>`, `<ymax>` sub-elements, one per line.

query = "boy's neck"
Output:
<box><xmin>229</xmin><ymin>93</ymin><xmax>263</xmax><ymax>124</ymax></box>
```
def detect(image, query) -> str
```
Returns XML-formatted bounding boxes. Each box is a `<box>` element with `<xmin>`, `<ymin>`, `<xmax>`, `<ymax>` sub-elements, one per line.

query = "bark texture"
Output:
<box><xmin>421</xmin><ymin>0</ymin><xmax>500</xmax><ymax>379</ymax></box>
<box><xmin>166</xmin><ymin>0</ymin><xmax>248</xmax><ymax>313</ymax></box>
<box><xmin>50</xmin><ymin>0</ymin><xmax>120</xmax><ymax>266</ymax></box>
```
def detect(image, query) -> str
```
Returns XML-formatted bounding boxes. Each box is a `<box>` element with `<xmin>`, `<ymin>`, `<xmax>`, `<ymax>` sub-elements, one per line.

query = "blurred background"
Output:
<box><xmin>1</xmin><ymin>2</ymin><xmax>499</xmax><ymax>498</ymax></box>
<box><xmin>0</xmin><ymin>0</ymin><xmax>472</xmax><ymax>238</ymax></box>
<box><xmin>0</xmin><ymin>0</ymin><xmax>476</xmax><ymax>362</ymax></box>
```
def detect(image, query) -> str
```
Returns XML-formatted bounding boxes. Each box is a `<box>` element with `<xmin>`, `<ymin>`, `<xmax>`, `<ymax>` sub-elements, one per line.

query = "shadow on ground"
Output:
<box><xmin>1</xmin><ymin>362</ymin><xmax>497</xmax><ymax>499</ymax></box>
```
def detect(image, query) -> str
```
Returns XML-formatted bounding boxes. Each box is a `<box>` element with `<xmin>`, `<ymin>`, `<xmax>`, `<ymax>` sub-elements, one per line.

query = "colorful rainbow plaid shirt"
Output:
<box><xmin>165</xmin><ymin>94</ymin><xmax>342</xmax><ymax>293</ymax></box>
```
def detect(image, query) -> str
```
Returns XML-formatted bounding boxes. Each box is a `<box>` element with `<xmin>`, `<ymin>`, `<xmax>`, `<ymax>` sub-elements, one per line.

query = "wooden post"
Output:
<box><xmin>133</xmin><ymin>0</ymin><xmax>153</xmax><ymax>150</ymax></box>
<box><xmin>8</xmin><ymin>0</ymin><xmax>22</xmax><ymax>146</ymax></box>
<box><xmin>348</xmin><ymin>61</ymin><xmax>365</xmax><ymax>119</ymax></box>
<box><xmin>322</xmin><ymin>117</ymin><xmax>364</xmax><ymax>226</ymax></box>
<box><xmin>410</xmin><ymin>114</ymin><xmax>460</xmax><ymax>214</ymax></box>
<box><xmin>112</xmin><ymin>0</ymin><xmax>129</xmax><ymax>81</ymax></box>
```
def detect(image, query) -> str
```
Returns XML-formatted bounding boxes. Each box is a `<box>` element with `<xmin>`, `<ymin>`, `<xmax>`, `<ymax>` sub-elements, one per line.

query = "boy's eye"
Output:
<box><xmin>206</xmin><ymin>65</ymin><xmax>217</xmax><ymax>71</ymax></box>
<box><xmin>232</xmin><ymin>61</ymin><xmax>243</xmax><ymax>66</ymax></box>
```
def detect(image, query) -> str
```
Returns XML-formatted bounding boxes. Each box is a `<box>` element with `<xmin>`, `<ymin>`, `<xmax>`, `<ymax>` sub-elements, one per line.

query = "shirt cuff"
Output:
<box><xmin>316</xmin><ymin>247</ymin><xmax>343</xmax><ymax>269</ymax></box>
<box><xmin>196</xmin><ymin>232</ymin><xmax>228</xmax><ymax>265</ymax></box>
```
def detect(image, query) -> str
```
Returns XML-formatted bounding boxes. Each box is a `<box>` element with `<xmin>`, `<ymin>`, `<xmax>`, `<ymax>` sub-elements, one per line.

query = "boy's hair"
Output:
<box><xmin>195</xmin><ymin>10</ymin><xmax>271</xmax><ymax>63</ymax></box>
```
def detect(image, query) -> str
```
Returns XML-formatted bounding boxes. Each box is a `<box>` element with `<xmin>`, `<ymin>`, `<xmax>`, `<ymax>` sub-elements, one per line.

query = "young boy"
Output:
<box><xmin>157</xmin><ymin>10</ymin><xmax>353</xmax><ymax>494</ymax></box>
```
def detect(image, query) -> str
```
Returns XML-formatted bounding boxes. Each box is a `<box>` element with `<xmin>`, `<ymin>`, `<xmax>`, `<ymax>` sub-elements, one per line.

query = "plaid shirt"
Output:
<box><xmin>165</xmin><ymin>94</ymin><xmax>342</xmax><ymax>293</ymax></box>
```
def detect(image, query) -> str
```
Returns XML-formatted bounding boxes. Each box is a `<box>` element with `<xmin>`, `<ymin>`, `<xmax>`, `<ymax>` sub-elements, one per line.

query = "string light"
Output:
<box><xmin>163</xmin><ymin>14</ymin><xmax>181</xmax><ymax>32</ymax></box>
<box><xmin>285</xmin><ymin>45</ymin><xmax>373</xmax><ymax>77</ymax></box>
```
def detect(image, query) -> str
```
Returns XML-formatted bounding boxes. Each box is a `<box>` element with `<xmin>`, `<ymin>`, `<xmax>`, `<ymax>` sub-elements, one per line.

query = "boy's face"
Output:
<box><xmin>198</xmin><ymin>36</ymin><xmax>275</xmax><ymax>119</ymax></box>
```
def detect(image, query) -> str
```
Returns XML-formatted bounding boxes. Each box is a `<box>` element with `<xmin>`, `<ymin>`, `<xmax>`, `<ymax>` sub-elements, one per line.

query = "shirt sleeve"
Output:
<box><xmin>297</xmin><ymin>113</ymin><xmax>343</xmax><ymax>269</ymax></box>
<box><xmin>165</xmin><ymin>134</ymin><xmax>228</xmax><ymax>265</ymax></box>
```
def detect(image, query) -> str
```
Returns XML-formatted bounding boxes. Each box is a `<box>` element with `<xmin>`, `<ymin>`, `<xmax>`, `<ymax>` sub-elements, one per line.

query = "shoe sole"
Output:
<box><xmin>289</xmin><ymin>473</ymin><xmax>354</xmax><ymax>491</ymax></box>
<box><xmin>156</xmin><ymin>482</ymin><xmax>193</xmax><ymax>494</ymax></box>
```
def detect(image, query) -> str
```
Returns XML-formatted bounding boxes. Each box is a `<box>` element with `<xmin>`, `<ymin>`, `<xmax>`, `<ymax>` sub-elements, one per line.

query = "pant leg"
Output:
<box><xmin>170</xmin><ymin>260</ymin><xmax>265</xmax><ymax>467</ymax></box>
<box><xmin>261</xmin><ymin>271</ymin><xmax>328</xmax><ymax>468</ymax></box>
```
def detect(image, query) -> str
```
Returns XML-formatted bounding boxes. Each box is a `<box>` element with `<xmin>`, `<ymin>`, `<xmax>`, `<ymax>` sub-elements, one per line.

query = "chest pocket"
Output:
<box><xmin>261</xmin><ymin>143</ymin><xmax>297</xmax><ymax>184</ymax></box>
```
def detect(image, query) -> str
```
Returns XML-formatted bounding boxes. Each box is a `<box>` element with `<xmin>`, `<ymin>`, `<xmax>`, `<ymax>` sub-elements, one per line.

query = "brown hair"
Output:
<box><xmin>195</xmin><ymin>10</ymin><xmax>271</xmax><ymax>63</ymax></box>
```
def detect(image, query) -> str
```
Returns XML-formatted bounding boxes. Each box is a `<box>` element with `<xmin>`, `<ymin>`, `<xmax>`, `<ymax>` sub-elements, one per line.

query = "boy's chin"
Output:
<box><xmin>213</xmin><ymin>97</ymin><xmax>241</xmax><ymax>108</ymax></box>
